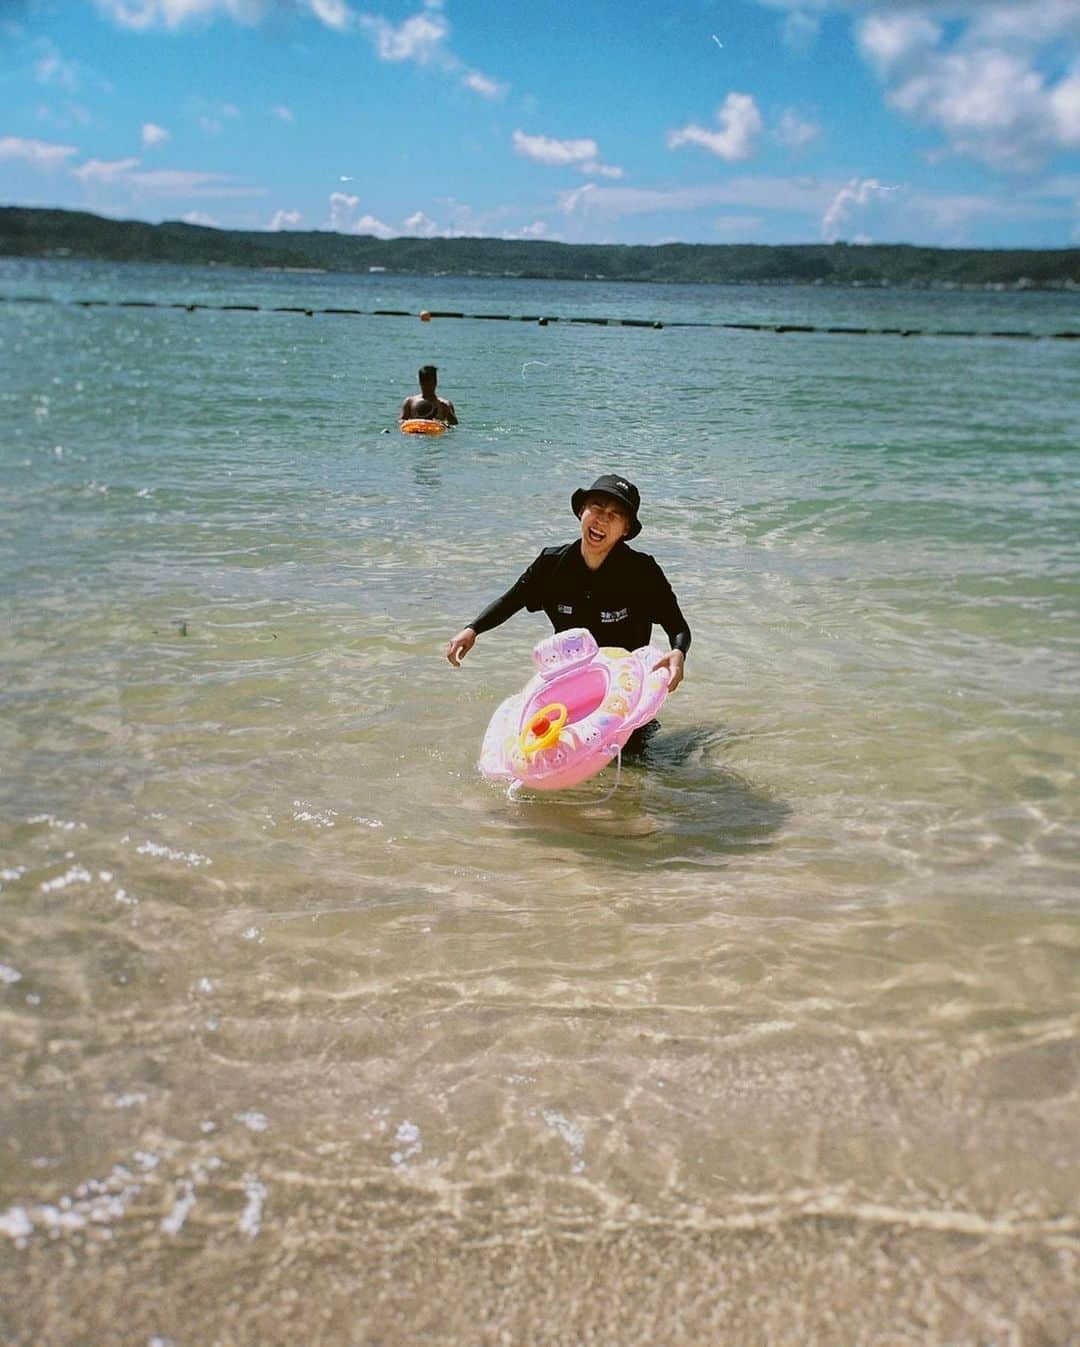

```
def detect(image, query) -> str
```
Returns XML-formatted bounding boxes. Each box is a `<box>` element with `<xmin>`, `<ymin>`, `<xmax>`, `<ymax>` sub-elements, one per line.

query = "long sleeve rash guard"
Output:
<box><xmin>469</xmin><ymin>541</ymin><xmax>691</xmax><ymax>657</ymax></box>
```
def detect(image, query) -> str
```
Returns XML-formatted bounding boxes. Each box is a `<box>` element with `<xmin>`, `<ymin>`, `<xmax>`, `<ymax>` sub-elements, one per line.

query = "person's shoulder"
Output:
<box><xmin>616</xmin><ymin>542</ymin><xmax>658</xmax><ymax>567</ymax></box>
<box><xmin>617</xmin><ymin>543</ymin><xmax>672</xmax><ymax>581</ymax></box>
<box><xmin>539</xmin><ymin>541</ymin><xmax>576</xmax><ymax>560</ymax></box>
<box><xmin>516</xmin><ymin>542</ymin><xmax>572</xmax><ymax>586</ymax></box>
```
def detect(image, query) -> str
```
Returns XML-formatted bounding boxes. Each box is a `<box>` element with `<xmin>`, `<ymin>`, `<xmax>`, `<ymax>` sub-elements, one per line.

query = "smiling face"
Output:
<box><xmin>579</xmin><ymin>492</ymin><xmax>630</xmax><ymax>565</ymax></box>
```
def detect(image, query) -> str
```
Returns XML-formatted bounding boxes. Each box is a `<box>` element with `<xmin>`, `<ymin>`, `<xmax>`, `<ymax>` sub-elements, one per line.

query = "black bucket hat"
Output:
<box><xmin>571</xmin><ymin>474</ymin><xmax>642</xmax><ymax>539</ymax></box>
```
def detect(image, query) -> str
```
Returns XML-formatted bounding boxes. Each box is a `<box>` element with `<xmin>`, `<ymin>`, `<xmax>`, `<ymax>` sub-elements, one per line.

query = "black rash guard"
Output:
<box><xmin>469</xmin><ymin>541</ymin><xmax>691</xmax><ymax>656</ymax></box>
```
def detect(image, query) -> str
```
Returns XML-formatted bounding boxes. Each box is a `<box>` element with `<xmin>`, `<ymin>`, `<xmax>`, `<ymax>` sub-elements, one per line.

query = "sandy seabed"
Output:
<box><xmin>6</xmin><ymin>1191</ymin><xmax>1078</xmax><ymax>1347</ymax></box>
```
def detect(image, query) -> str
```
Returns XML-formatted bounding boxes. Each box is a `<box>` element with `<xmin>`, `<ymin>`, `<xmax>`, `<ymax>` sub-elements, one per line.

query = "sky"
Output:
<box><xmin>1</xmin><ymin>0</ymin><xmax>1079</xmax><ymax>249</ymax></box>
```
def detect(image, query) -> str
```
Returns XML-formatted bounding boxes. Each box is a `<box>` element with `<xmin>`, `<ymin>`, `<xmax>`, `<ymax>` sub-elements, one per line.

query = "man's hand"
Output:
<box><xmin>446</xmin><ymin>627</ymin><xmax>477</xmax><ymax>667</ymax></box>
<box><xmin>652</xmin><ymin>649</ymin><xmax>685</xmax><ymax>692</ymax></box>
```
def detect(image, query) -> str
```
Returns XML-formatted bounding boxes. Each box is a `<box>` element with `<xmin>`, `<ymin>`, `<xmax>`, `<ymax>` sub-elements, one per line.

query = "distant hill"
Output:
<box><xmin>2</xmin><ymin>205</ymin><xmax>1079</xmax><ymax>289</ymax></box>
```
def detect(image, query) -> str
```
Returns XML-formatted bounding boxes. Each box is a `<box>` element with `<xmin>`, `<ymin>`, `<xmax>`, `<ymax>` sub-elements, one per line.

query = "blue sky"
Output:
<box><xmin>1</xmin><ymin>0</ymin><xmax>1078</xmax><ymax>248</ymax></box>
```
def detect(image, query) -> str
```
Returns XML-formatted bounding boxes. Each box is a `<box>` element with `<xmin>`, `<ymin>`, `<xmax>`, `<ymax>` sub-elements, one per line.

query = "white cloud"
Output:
<box><xmin>306</xmin><ymin>0</ymin><xmax>354</xmax><ymax>30</ymax></box>
<box><xmin>181</xmin><ymin>209</ymin><xmax>217</xmax><ymax>225</ymax></box>
<box><xmin>359</xmin><ymin>8</ymin><xmax>448</xmax><ymax>64</ymax></box>
<box><xmin>354</xmin><ymin>213</ymin><xmax>394</xmax><ymax>237</ymax></box>
<box><xmin>582</xmin><ymin>160</ymin><xmax>624</xmax><ymax>180</ymax></box>
<box><xmin>91</xmin><ymin>0</ymin><xmax>364</xmax><ymax>30</ymax></box>
<box><xmin>272</xmin><ymin>105</ymin><xmax>294</xmax><ymax>122</ymax></box>
<box><xmin>0</xmin><ymin>135</ymin><xmax>78</xmax><ymax>169</ymax></box>
<box><xmin>904</xmin><ymin>183</ymin><xmax>1074</xmax><ymax>239</ymax></box>
<box><xmin>556</xmin><ymin>163</ymin><xmax>1071</xmax><ymax>243</ymax></box>
<box><xmin>782</xmin><ymin>10</ymin><xmax>820</xmax><ymax>52</ymax></box>
<box><xmin>141</xmin><ymin>121</ymin><xmax>170</xmax><ymax>147</ymax></box>
<box><xmin>821</xmin><ymin>176</ymin><xmax>898</xmax><ymax>241</ymax></box>
<box><xmin>93</xmin><ymin>0</ymin><xmax>268</xmax><ymax>29</ymax></box>
<box><xmin>504</xmin><ymin>220</ymin><xmax>550</xmax><ymax>238</ymax></box>
<box><xmin>34</xmin><ymin>48</ymin><xmax>80</xmax><ymax>91</ymax></box>
<box><xmin>513</xmin><ymin>130</ymin><xmax>599</xmax><ymax>167</ymax></box>
<box><xmin>512</xmin><ymin>130</ymin><xmax>623</xmax><ymax>178</ymax></box>
<box><xmin>774</xmin><ymin>109</ymin><xmax>821</xmax><ymax>150</ymax></box>
<box><xmin>969</xmin><ymin>1</ymin><xmax>1080</xmax><ymax>47</ymax></box>
<box><xmin>421</xmin><ymin>196</ymin><xmax>512</xmax><ymax>238</ymax></box>
<box><xmin>328</xmin><ymin>190</ymin><xmax>359</xmax><ymax>230</ymax></box>
<box><xmin>667</xmin><ymin>92</ymin><xmax>763</xmax><ymax>162</ymax></box>
<box><xmin>35</xmin><ymin>102</ymin><xmax>93</xmax><ymax>130</ymax></box>
<box><xmin>560</xmin><ymin>182</ymin><xmax>598</xmax><ymax>215</ymax></box>
<box><xmin>269</xmin><ymin>208</ymin><xmax>302</xmax><ymax>229</ymax></box>
<box><xmin>403</xmin><ymin>210</ymin><xmax>439</xmax><ymax>237</ymax></box>
<box><xmin>94</xmin><ymin>0</ymin><xmax>510</xmax><ymax>105</ymax></box>
<box><xmin>463</xmin><ymin>70</ymin><xmax>505</xmax><ymax>99</ymax></box>
<box><xmin>324</xmin><ymin>194</ymin><xmax>492</xmax><ymax>239</ymax></box>
<box><xmin>72</xmin><ymin>156</ymin><xmax>265</xmax><ymax>197</ymax></box>
<box><xmin>198</xmin><ymin>104</ymin><xmax>238</xmax><ymax>137</ymax></box>
<box><xmin>559</xmin><ymin>175</ymin><xmax>839</xmax><ymax>220</ymax></box>
<box><xmin>129</xmin><ymin>170</ymin><xmax>265</xmax><ymax>197</ymax></box>
<box><xmin>1050</xmin><ymin>71</ymin><xmax>1080</xmax><ymax>148</ymax></box>
<box><xmin>752</xmin><ymin>1</ymin><xmax>1080</xmax><ymax>170</ymax></box>
<box><xmin>326</xmin><ymin>191</ymin><xmax>394</xmax><ymax>237</ymax></box>
<box><xmin>857</xmin><ymin>12</ymin><xmax>940</xmax><ymax>76</ymax></box>
<box><xmin>357</xmin><ymin>6</ymin><xmax>509</xmax><ymax>100</ymax></box>
<box><xmin>73</xmin><ymin>156</ymin><xmax>141</xmax><ymax>184</ymax></box>
<box><xmin>1031</xmin><ymin>173</ymin><xmax>1080</xmax><ymax>202</ymax></box>
<box><xmin>855</xmin><ymin>6</ymin><xmax>1080</xmax><ymax>170</ymax></box>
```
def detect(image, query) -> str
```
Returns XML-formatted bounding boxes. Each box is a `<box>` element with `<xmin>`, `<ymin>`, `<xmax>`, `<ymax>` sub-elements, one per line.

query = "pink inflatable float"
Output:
<box><xmin>479</xmin><ymin>627</ymin><xmax>670</xmax><ymax>791</ymax></box>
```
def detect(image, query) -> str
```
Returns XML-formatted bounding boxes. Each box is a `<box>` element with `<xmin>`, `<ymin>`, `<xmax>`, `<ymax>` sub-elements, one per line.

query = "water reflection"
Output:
<box><xmin>496</xmin><ymin>725</ymin><xmax>791</xmax><ymax>865</ymax></box>
<box><xmin>411</xmin><ymin>439</ymin><xmax>445</xmax><ymax>489</ymax></box>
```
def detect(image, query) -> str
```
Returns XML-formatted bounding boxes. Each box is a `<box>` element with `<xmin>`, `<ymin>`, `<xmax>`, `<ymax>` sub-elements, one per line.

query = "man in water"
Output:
<box><xmin>400</xmin><ymin>365</ymin><xmax>458</xmax><ymax>425</ymax></box>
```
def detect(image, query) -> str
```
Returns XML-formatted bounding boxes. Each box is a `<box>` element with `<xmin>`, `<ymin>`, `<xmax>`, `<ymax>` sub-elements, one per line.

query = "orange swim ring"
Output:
<box><xmin>400</xmin><ymin>418</ymin><xmax>447</xmax><ymax>436</ymax></box>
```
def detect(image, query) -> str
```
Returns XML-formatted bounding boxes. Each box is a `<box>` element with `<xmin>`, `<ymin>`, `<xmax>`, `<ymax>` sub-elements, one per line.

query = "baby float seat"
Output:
<box><xmin>479</xmin><ymin>627</ymin><xmax>670</xmax><ymax>791</ymax></box>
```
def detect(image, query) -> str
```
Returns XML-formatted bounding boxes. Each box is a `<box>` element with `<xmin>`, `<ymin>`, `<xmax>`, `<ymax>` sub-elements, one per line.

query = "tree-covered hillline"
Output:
<box><xmin>2</xmin><ymin>206</ymin><xmax>1079</xmax><ymax>289</ymax></box>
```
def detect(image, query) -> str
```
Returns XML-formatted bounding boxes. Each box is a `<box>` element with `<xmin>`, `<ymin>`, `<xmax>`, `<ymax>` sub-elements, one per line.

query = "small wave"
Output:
<box><xmin>239</xmin><ymin>1175</ymin><xmax>267</xmax><ymax>1238</ymax></box>
<box><xmin>39</xmin><ymin>864</ymin><xmax>92</xmax><ymax>893</ymax></box>
<box><xmin>133</xmin><ymin>840</ymin><xmax>212</xmax><ymax>867</ymax></box>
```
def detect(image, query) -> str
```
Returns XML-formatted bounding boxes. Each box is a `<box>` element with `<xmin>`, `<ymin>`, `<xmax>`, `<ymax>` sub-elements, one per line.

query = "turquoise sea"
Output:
<box><xmin>1</xmin><ymin>258</ymin><xmax>1078</xmax><ymax>1346</ymax></box>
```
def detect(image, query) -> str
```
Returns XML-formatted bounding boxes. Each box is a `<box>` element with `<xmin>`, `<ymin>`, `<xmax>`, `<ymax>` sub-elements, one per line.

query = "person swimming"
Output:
<box><xmin>400</xmin><ymin>365</ymin><xmax>458</xmax><ymax>425</ymax></box>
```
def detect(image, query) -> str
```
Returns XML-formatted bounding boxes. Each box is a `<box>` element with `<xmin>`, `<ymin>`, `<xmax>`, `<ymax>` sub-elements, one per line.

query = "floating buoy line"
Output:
<box><xmin>1</xmin><ymin>293</ymin><xmax>1076</xmax><ymax>341</ymax></box>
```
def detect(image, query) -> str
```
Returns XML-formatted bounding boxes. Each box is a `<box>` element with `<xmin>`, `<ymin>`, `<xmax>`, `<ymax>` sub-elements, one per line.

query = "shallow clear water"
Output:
<box><xmin>1</xmin><ymin>259</ymin><xmax>1078</xmax><ymax>1346</ymax></box>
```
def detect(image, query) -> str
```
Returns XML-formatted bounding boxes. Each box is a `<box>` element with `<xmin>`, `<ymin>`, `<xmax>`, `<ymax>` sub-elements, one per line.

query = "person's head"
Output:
<box><xmin>418</xmin><ymin>364</ymin><xmax>438</xmax><ymax>394</ymax></box>
<box><xmin>571</xmin><ymin>474</ymin><xmax>642</xmax><ymax>556</ymax></box>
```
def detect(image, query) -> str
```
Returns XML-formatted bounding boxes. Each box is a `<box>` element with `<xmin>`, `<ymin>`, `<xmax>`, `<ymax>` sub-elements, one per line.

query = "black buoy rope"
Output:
<box><xmin>1</xmin><ymin>292</ymin><xmax>1076</xmax><ymax>341</ymax></box>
